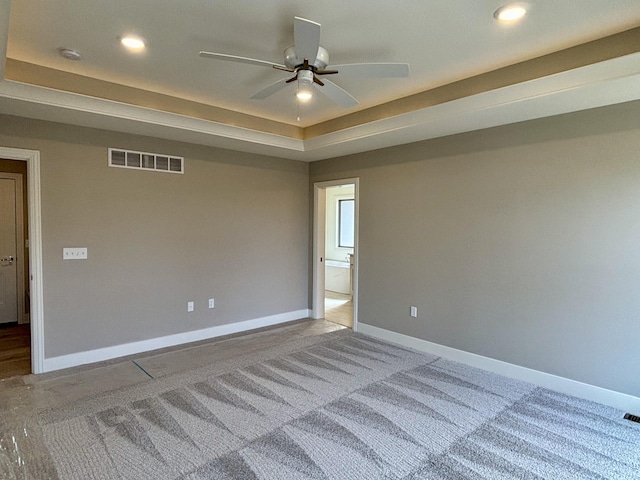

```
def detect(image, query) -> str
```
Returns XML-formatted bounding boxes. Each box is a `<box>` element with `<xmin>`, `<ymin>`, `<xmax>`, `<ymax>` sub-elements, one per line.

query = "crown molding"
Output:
<box><xmin>1</xmin><ymin>0</ymin><xmax>639</xmax><ymax>162</ymax></box>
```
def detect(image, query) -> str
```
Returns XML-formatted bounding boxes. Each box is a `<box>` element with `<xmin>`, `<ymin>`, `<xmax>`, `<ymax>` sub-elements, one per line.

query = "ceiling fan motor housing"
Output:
<box><xmin>284</xmin><ymin>45</ymin><xmax>329</xmax><ymax>70</ymax></box>
<box><xmin>297</xmin><ymin>69</ymin><xmax>314</xmax><ymax>87</ymax></box>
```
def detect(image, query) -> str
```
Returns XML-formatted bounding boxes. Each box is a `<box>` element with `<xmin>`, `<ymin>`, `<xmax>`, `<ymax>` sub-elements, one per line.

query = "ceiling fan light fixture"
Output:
<box><xmin>296</xmin><ymin>70</ymin><xmax>314</xmax><ymax>102</ymax></box>
<box><xmin>494</xmin><ymin>4</ymin><xmax>527</xmax><ymax>22</ymax></box>
<box><xmin>296</xmin><ymin>89</ymin><xmax>313</xmax><ymax>102</ymax></box>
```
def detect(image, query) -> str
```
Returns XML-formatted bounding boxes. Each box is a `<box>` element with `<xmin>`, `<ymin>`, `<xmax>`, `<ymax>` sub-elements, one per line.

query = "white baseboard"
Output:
<box><xmin>358</xmin><ymin>323</ymin><xmax>640</xmax><ymax>413</ymax></box>
<box><xmin>43</xmin><ymin>309</ymin><xmax>311</xmax><ymax>373</ymax></box>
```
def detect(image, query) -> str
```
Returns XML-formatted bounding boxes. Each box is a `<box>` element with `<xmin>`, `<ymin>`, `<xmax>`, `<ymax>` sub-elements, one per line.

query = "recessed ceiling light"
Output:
<box><xmin>58</xmin><ymin>48</ymin><xmax>82</xmax><ymax>61</ymax></box>
<box><xmin>494</xmin><ymin>4</ymin><xmax>527</xmax><ymax>22</ymax></box>
<box><xmin>120</xmin><ymin>35</ymin><xmax>146</xmax><ymax>50</ymax></box>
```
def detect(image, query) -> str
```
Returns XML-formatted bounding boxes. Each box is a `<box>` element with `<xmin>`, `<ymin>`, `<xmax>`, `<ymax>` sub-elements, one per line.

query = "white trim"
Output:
<box><xmin>1</xmin><ymin>15</ymin><xmax>639</xmax><ymax>165</ymax></box>
<box><xmin>42</xmin><ymin>309</ymin><xmax>310</xmax><ymax>373</ymax></box>
<box><xmin>312</xmin><ymin>185</ymin><xmax>326</xmax><ymax>320</ymax></box>
<box><xmin>0</xmin><ymin>80</ymin><xmax>304</xmax><ymax>159</ymax></box>
<box><xmin>0</xmin><ymin>147</ymin><xmax>44</xmax><ymax>374</ymax></box>
<box><xmin>312</xmin><ymin>178</ymin><xmax>359</xmax><ymax>331</ymax></box>
<box><xmin>300</xmin><ymin>54</ymin><xmax>640</xmax><ymax>161</ymax></box>
<box><xmin>358</xmin><ymin>323</ymin><xmax>640</xmax><ymax>413</ymax></box>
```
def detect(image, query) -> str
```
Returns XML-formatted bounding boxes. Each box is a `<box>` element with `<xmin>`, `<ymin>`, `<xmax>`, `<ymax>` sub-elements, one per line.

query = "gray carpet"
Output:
<box><xmin>39</xmin><ymin>330</ymin><xmax>639</xmax><ymax>479</ymax></box>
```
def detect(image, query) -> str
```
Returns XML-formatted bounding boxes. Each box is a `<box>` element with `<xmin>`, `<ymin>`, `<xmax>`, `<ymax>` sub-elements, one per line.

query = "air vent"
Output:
<box><xmin>109</xmin><ymin>148</ymin><xmax>184</xmax><ymax>174</ymax></box>
<box><xmin>624</xmin><ymin>413</ymin><xmax>640</xmax><ymax>424</ymax></box>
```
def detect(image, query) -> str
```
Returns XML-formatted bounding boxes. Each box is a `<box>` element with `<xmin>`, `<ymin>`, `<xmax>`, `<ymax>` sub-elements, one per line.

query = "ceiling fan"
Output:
<box><xmin>199</xmin><ymin>16</ymin><xmax>409</xmax><ymax>108</ymax></box>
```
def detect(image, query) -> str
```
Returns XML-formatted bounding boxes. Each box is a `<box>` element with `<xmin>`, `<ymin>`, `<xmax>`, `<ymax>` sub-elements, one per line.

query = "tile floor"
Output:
<box><xmin>0</xmin><ymin>318</ymin><xmax>345</xmax><ymax>479</ymax></box>
<box><xmin>324</xmin><ymin>291</ymin><xmax>353</xmax><ymax>328</ymax></box>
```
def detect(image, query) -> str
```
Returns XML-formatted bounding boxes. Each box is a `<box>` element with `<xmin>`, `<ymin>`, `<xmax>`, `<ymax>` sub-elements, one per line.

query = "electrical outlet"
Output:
<box><xmin>63</xmin><ymin>247</ymin><xmax>88</xmax><ymax>260</ymax></box>
<box><xmin>187</xmin><ymin>301</ymin><xmax>194</xmax><ymax>312</ymax></box>
<box><xmin>208</xmin><ymin>298</ymin><xmax>215</xmax><ymax>309</ymax></box>
<box><xmin>410</xmin><ymin>305</ymin><xmax>418</xmax><ymax>318</ymax></box>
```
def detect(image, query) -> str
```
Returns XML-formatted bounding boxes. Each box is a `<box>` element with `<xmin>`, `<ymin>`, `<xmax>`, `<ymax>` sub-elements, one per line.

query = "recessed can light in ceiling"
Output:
<box><xmin>120</xmin><ymin>35</ymin><xmax>146</xmax><ymax>50</ymax></box>
<box><xmin>494</xmin><ymin>4</ymin><xmax>528</xmax><ymax>22</ymax></box>
<box><xmin>58</xmin><ymin>48</ymin><xmax>82</xmax><ymax>61</ymax></box>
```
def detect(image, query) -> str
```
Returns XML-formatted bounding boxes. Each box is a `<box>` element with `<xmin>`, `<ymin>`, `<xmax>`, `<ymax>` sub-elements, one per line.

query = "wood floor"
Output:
<box><xmin>0</xmin><ymin>323</ymin><xmax>30</xmax><ymax>379</ymax></box>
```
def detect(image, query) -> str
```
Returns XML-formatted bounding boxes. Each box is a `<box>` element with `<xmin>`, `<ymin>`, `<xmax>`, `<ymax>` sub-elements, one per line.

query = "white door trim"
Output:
<box><xmin>0</xmin><ymin>147</ymin><xmax>44</xmax><ymax>374</ymax></box>
<box><xmin>312</xmin><ymin>178</ymin><xmax>360</xmax><ymax>331</ymax></box>
<box><xmin>312</xmin><ymin>186</ymin><xmax>326</xmax><ymax>320</ymax></box>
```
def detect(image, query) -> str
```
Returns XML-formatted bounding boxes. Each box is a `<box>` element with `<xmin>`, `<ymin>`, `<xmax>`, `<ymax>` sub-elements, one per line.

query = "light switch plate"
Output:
<box><xmin>63</xmin><ymin>247</ymin><xmax>87</xmax><ymax>260</ymax></box>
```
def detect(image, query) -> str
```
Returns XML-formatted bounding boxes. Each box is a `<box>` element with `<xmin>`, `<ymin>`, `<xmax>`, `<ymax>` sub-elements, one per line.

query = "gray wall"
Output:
<box><xmin>310</xmin><ymin>101</ymin><xmax>640</xmax><ymax>397</ymax></box>
<box><xmin>0</xmin><ymin>115</ymin><xmax>309</xmax><ymax>358</ymax></box>
<box><xmin>3</xmin><ymin>99</ymin><xmax>640</xmax><ymax>398</ymax></box>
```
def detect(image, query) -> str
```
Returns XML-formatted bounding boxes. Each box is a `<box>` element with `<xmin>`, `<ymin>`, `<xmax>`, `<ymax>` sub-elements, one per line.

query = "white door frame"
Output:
<box><xmin>312</xmin><ymin>178</ymin><xmax>359</xmax><ymax>331</ymax></box>
<box><xmin>0</xmin><ymin>147</ymin><xmax>44</xmax><ymax>374</ymax></box>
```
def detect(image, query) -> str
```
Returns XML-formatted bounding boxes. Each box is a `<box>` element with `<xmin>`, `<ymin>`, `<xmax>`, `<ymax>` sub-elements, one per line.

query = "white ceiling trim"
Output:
<box><xmin>1</xmin><ymin>0</ymin><xmax>640</xmax><ymax>162</ymax></box>
<box><xmin>2</xmin><ymin>52</ymin><xmax>639</xmax><ymax>162</ymax></box>
<box><xmin>302</xmin><ymin>52</ymin><xmax>640</xmax><ymax>160</ymax></box>
<box><xmin>1</xmin><ymin>63</ymin><xmax>639</xmax><ymax>163</ymax></box>
<box><xmin>0</xmin><ymin>79</ymin><xmax>305</xmax><ymax>158</ymax></box>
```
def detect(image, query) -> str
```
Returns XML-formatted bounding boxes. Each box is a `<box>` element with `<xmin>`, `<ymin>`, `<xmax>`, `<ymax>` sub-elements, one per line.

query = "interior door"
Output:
<box><xmin>0</xmin><ymin>177</ymin><xmax>19</xmax><ymax>323</ymax></box>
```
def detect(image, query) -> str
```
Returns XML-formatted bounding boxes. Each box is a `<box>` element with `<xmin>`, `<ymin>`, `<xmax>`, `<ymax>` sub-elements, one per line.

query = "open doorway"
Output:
<box><xmin>313</xmin><ymin>179</ymin><xmax>359</xmax><ymax>330</ymax></box>
<box><xmin>0</xmin><ymin>159</ymin><xmax>30</xmax><ymax>378</ymax></box>
<box><xmin>0</xmin><ymin>146</ymin><xmax>43</xmax><ymax>376</ymax></box>
<box><xmin>323</xmin><ymin>184</ymin><xmax>354</xmax><ymax>327</ymax></box>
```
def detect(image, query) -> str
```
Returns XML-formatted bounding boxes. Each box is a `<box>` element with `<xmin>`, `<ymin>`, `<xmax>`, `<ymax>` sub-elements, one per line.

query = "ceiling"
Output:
<box><xmin>1</xmin><ymin>0</ymin><xmax>640</xmax><ymax>161</ymax></box>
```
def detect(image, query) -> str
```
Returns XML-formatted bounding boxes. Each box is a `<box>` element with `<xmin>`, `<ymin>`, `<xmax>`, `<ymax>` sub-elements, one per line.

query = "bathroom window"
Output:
<box><xmin>338</xmin><ymin>199</ymin><xmax>355</xmax><ymax>248</ymax></box>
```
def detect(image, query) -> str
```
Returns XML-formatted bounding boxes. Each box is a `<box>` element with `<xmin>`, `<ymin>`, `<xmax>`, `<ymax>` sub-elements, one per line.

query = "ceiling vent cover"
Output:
<box><xmin>109</xmin><ymin>148</ymin><xmax>184</xmax><ymax>174</ymax></box>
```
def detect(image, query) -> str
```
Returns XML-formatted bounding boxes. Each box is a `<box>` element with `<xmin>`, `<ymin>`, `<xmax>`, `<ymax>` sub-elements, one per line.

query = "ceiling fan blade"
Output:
<box><xmin>273</xmin><ymin>65</ymin><xmax>295</xmax><ymax>73</ymax></box>
<box><xmin>313</xmin><ymin>80</ymin><xmax>359</xmax><ymax>108</ymax></box>
<box><xmin>199</xmin><ymin>51</ymin><xmax>286</xmax><ymax>69</ymax></box>
<box><xmin>331</xmin><ymin>63</ymin><xmax>410</xmax><ymax>78</ymax></box>
<box><xmin>315</xmin><ymin>69</ymin><xmax>339</xmax><ymax>75</ymax></box>
<box><xmin>294</xmin><ymin>16</ymin><xmax>321</xmax><ymax>64</ymax></box>
<box><xmin>250</xmin><ymin>78</ymin><xmax>289</xmax><ymax>100</ymax></box>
